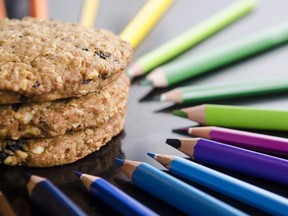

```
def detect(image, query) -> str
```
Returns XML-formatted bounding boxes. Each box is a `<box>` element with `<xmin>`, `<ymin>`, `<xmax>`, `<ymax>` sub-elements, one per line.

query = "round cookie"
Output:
<box><xmin>0</xmin><ymin>74</ymin><xmax>129</xmax><ymax>139</ymax></box>
<box><xmin>0</xmin><ymin>17</ymin><xmax>133</xmax><ymax>104</ymax></box>
<box><xmin>0</xmin><ymin>111</ymin><xmax>126</xmax><ymax>167</ymax></box>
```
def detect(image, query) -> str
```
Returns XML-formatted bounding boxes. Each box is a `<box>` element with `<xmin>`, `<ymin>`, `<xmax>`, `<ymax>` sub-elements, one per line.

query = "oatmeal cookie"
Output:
<box><xmin>0</xmin><ymin>74</ymin><xmax>129</xmax><ymax>139</ymax></box>
<box><xmin>0</xmin><ymin>17</ymin><xmax>133</xmax><ymax>104</ymax></box>
<box><xmin>0</xmin><ymin>111</ymin><xmax>126</xmax><ymax>167</ymax></box>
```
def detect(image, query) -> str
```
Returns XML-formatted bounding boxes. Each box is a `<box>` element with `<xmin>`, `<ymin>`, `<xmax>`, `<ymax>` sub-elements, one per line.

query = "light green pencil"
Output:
<box><xmin>173</xmin><ymin>104</ymin><xmax>288</xmax><ymax>131</ymax></box>
<box><xmin>127</xmin><ymin>0</ymin><xmax>256</xmax><ymax>78</ymax></box>
<box><xmin>144</xmin><ymin>22</ymin><xmax>288</xmax><ymax>87</ymax></box>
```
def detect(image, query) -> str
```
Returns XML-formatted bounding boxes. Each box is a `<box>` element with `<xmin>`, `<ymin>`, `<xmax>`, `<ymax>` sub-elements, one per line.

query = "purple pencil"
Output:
<box><xmin>166</xmin><ymin>138</ymin><xmax>288</xmax><ymax>185</ymax></box>
<box><xmin>187</xmin><ymin>126</ymin><xmax>288</xmax><ymax>157</ymax></box>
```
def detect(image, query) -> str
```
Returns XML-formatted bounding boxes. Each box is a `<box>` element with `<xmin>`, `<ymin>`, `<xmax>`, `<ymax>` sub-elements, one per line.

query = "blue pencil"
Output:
<box><xmin>75</xmin><ymin>171</ymin><xmax>158</xmax><ymax>216</ymax></box>
<box><xmin>148</xmin><ymin>152</ymin><xmax>288</xmax><ymax>216</ymax></box>
<box><xmin>26</xmin><ymin>175</ymin><xmax>87</xmax><ymax>216</ymax></box>
<box><xmin>115</xmin><ymin>158</ymin><xmax>247</xmax><ymax>216</ymax></box>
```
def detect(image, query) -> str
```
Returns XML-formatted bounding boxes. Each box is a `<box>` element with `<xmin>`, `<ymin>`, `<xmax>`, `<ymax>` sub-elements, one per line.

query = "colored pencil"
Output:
<box><xmin>187</xmin><ymin>126</ymin><xmax>288</xmax><ymax>157</ymax></box>
<box><xmin>173</xmin><ymin>104</ymin><xmax>288</xmax><ymax>131</ymax></box>
<box><xmin>143</xmin><ymin>23</ymin><xmax>288</xmax><ymax>87</ymax></box>
<box><xmin>75</xmin><ymin>171</ymin><xmax>158</xmax><ymax>216</ymax></box>
<box><xmin>148</xmin><ymin>153</ymin><xmax>288</xmax><ymax>216</ymax></box>
<box><xmin>0</xmin><ymin>0</ymin><xmax>6</xmax><ymax>18</ymax></box>
<box><xmin>166</xmin><ymin>138</ymin><xmax>288</xmax><ymax>185</ymax></box>
<box><xmin>159</xmin><ymin>77</ymin><xmax>288</xmax><ymax>104</ymax></box>
<box><xmin>27</xmin><ymin>174</ymin><xmax>87</xmax><ymax>216</ymax></box>
<box><xmin>0</xmin><ymin>191</ymin><xmax>16</xmax><ymax>216</ymax></box>
<box><xmin>119</xmin><ymin>0</ymin><xmax>173</xmax><ymax>48</ymax></box>
<box><xmin>79</xmin><ymin>0</ymin><xmax>100</xmax><ymax>28</ymax></box>
<box><xmin>30</xmin><ymin>0</ymin><xmax>48</xmax><ymax>19</ymax></box>
<box><xmin>115</xmin><ymin>158</ymin><xmax>247</xmax><ymax>216</ymax></box>
<box><xmin>126</xmin><ymin>0</ymin><xmax>256</xmax><ymax>78</ymax></box>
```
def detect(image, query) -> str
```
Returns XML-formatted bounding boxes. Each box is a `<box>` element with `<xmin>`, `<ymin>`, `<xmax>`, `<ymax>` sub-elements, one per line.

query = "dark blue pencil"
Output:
<box><xmin>115</xmin><ymin>158</ymin><xmax>247</xmax><ymax>216</ymax></box>
<box><xmin>75</xmin><ymin>171</ymin><xmax>158</xmax><ymax>216</ymax></box>
<box><xmin>148</xmin><ymin>152</ymin><xmax>288</xmax><ymax>216</ymax></box>
<box><xmin>27</xmin><ymin>174</ymin><xmax>87</xmax><ymax>216</ymax></box>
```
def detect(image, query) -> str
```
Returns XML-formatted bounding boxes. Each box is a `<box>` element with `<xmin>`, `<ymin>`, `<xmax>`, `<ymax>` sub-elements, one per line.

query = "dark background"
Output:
<box><xmin>1</xmin><ymin>0</ymin><xmax>288</xmax><ymax>215</ymax></box>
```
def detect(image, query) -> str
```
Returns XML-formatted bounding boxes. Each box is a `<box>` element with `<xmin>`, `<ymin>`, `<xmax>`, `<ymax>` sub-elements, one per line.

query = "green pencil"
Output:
<box><xmin>160</xmin><ymin>77</ymin><xmax>288</xmax><ymax>104</ymax></box>
<box><xmin>144</xmin><ymin>23</ymin><xmax>288</xmax><ymax>87</ymax></box>
<box><xmin>173</xmin><ymin>104</ymin><xmax>288</xmax><ymax>131</ymax></box>
<box><xmin>126</xmin><ymin>0</ymin><xmax>256</xmax><ymax>78</ymax></box>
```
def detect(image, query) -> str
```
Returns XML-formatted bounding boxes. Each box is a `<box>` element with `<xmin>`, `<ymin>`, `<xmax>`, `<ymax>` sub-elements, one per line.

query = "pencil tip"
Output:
<box><xmin>147</xmin><ymin>152</ymin><xmax>156</xmax><ymax>158</ymax></box>
<box><xmin>74</xmin><ymin>171</ymin><xmax>82</xmax><ymax>177</ymax></box>
<box><xmin>172</xmin><ymin>110</ymin><xmax>187</xmax><ymax>118</ymax></box>
<box><xmin>172</xmin><ymin>127</ymin><xmax>189</xmax><ymax>133</ymax></box>
<box><xmin>153</xmin><ymin>95</ymin><xmax>160</xmax><ymax>101</ymax></box>
<box><xmin>115</xmin><ymin>158</ymin><xmax>125</xmax><ymax>167</ymax></box>
<box><xmin>125</xmin><ymin>70</ymin><xmax>133</xmax><ymax>80</ymax></box>
<box><xmin>166</xmin><ymin>138</ymin><xmax>181</xmax><ymax>149</ymax></box>
<box><xmin>139</xmin><ymin>79</ymin><xmax>152</xmax><ymax>86</ymax></box>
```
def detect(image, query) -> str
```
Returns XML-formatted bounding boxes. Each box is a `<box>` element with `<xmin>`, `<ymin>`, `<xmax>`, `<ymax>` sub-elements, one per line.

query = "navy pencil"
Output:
<box><xmin>75</xmin><ymin>171</ymin><xmax>158</xmax><ymax>216</ymax></box>
<box><xmin>27</xmin><ymin>175</ymin><xmax>87</xmax><ymax>216</ymax></box>
<box><xmin>148</xmin><ymin>152</ymin><xmax>288</xmax><ymax>216</ymax></box>
<box><xmin>115</xmin><ymin>158</ymin><xmax>247</xmax><ymax>216</ymax></box>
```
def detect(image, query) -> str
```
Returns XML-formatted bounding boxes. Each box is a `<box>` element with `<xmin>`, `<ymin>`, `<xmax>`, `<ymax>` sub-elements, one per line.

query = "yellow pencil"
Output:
<box><xmin>0</xmin><ymin>0</ymin><xmax>7</xmax><ymax>18</ymax></box>
<box><xmin>120</xmin><ymin>0</ymin><xmax>174</xmax><ymax>48</ymax></box>
<box><xmin>80</xmin><ymin>0</ymin><xmax>100</xmax><ymax>28</ymax></box>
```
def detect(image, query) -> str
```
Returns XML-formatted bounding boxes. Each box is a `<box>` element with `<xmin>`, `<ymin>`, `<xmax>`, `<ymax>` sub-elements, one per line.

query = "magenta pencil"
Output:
<box><xmin>188</xmin><ymin>126</ymin><xmax>288</xmax><ymax>157</ymax></box>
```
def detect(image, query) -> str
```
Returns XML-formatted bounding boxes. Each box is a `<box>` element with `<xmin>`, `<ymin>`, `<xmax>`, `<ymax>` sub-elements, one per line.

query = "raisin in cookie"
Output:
<box><xmin>0</xmin><ymin>74</ymin><xmax>129</xmax><ymax>139</ymax></box>
<box><xmin>0</xmin><ymin>17</ymin><xmax>133</xmax><ymax>104</ymax></box>
<box><xmin>0</xmin><ymin>110</ymin><xmax>126</xmax><ymax>167</ymax></box>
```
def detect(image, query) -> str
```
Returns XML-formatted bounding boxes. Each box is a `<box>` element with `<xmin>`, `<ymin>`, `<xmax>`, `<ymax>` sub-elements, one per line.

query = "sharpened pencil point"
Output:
<box><xmin>172</xmin><ymin>127</ymin><xmax>191</xmax><ymax>135</ymax></box>
<box><xmin>172</xmin><ymin>110</ymin><xmax>187</xmax><ymax>118</ymax></box>
<box><xmin>147</xmin><ymin>152</ymin><xmax>156</xmax><ymax>158</ymax></box>
<box><xmin>74</xmin><ymin>171</ymin><xmax>82</xmax><ymax>177</ymax></box>
<box><xmin>115</xmin><ymin>158</ymin><xmax>125</xmax><ymax>167</ymax></box>
<box><xmin>139</xmin><ymin>79</ymin><xmax>153</xmax><ymax>86</ymax></box>
<box><xmin>153</xmin><ymin>95</ymin><xmax>160</xmax><ymax>101</ymax></box>
<box><xmin>166</xmin><ymin>139</ymin><xmax>181</xmax><ymax>149</ymax></box>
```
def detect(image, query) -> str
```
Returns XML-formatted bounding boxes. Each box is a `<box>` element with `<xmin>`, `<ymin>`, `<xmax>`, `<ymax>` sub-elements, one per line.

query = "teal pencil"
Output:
<box><xmin>127</xmin><ymin>0</ymin><xmax>256</xmax><ymax>78</ymax></box>
<box><xmin>143</xmin><ymin>23</ymin><xmax>288</xmax><ymax>87</ymax></box>
<box><xmin>159</xmin><ymin>77</ymin><xmax>288</xmax><ymax>104</ymax></box>
<box><xmin>148</xmin><ymin>153</ymin><xmax>288</xmax><ymax>216</ymax></box>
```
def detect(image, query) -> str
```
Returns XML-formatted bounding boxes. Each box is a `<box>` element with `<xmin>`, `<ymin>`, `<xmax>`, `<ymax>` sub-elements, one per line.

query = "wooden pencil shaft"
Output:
<box><xmin>127</xmin><ymin>162</ymin><xmax>246</xmax><ymax>215</ymax></box>
<box><xmin>163</xmin><ymin>78</ymin><xmax>288</xmax><ymax>103</ymax></box>
<box><xmin>180</xmin><ymin>76</ymin><xmax>288</xmax><ymax>93</ymax></box>
<box><xmin>30</xmin><ymin>0</ymin><xmax>48</xmax><ymax>19</ymax></box>
<box><xmin>120</xmin><ymin>0</ymin><xmax>173</xmax><ymax>48</ymax></box>
<box><xmin>168</xmin><ymin>156</ymin><xmax>288</xmax><ymax>215</ymax></box>
<box><xmin>181</xmin><ymin>79</ymin><xmax>288</xmax><ymax>104</ymax></box>
<box><xmin>132</xmin><ymin>0</ymin><xmax>256</xmax><ymax>76</ymax></box>
<box><xmin>203</xmin><ymin>104</ymin><xmax>288</xmax><ymax>131</ymax></box>
<box><xmin>0</xmin><ymin>192</ymin><xmax>16</xmax><ymax>216</ymax></box>
<box><xmin>79</xmin><ymin>0</ymin><xmax>100</xmax><ymax>28</ymax></box>
<box><xmin>153</xmin><ymin>23</ymin><xmax>288</xmax><ymax>87</ymax></box>
<box><xmin>29</xmin><ymin>178</ymin><xmax>87</xmax><ymax>216</ymax></box>
<box><xmin>180</xmin><ymin>138</ymin><xmax>288</xmax><ymax>185</ymax></box>
<box><xmin>88</xmin><ymin>177</ymin><xmax>158</xmax><ymax>216</ymax></box>
<box><xmin>191</xmin><ymin>126</ymin><xmax>288</xmax><ymax>157</ymax></box>
<box><xmin>0</xmin><ymin>0</ymin><xmax>6</xmax><ymax>18</ymax></box>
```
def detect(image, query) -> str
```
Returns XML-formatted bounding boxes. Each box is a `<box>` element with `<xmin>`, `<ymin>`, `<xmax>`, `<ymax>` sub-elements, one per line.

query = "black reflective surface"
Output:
<box><xmin>1</xmin><ymin>0</ymin><xmax>288</xmax><ymax>215</ymax></box>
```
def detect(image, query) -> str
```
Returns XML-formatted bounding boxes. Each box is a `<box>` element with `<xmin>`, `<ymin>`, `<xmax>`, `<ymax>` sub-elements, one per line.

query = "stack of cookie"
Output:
<box><xmin>0</xmin><ymin>18</ymin><xmax>133</xmax><ymax>167</ymax></box>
